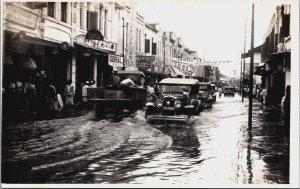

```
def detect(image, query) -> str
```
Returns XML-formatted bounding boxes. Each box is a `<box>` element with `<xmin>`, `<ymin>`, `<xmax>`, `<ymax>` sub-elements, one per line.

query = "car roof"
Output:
<box><xmin>117</xmin><ymin>70</ymin><xmax>145</xmax><ymax>77</ymax></box>
<box><xmin>225</xmin><ymin>86</ymin><xmax>234</xmax><ymax>88</ymax></box>
<box><xmin>159</xmin><ymin>78</ymin><xmax>200</xmax><ymax>85</ymax></box>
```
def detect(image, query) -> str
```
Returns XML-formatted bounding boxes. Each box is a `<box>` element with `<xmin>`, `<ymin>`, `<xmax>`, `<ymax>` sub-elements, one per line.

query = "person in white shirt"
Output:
<box><xmin>82</xmin><ymin>81</ymin><xmax>89</xmax><ymax>102</ymax></box>
<box><xmin>120</xmin><ymin>75</ymin><xmax>136</xmax><ymax>87</ymax></box>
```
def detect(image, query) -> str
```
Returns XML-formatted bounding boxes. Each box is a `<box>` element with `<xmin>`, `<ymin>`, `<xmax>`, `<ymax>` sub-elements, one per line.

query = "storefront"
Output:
<box><xmin>73</xmin><ymin>33</ymin><xmax>117</xmax><ymax>101</ymax></box>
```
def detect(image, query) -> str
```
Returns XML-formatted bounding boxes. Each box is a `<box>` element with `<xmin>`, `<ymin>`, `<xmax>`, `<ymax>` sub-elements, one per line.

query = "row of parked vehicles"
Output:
<box><xmin>87</xmin><ymin>70</ymin><xmax>235</xmax><ymax>124</ymax></box>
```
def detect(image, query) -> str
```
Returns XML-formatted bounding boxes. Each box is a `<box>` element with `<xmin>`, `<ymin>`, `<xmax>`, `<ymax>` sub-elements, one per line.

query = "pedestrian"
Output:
<box><xmin>218</xmin><ymin>87</ymin><xmax>222</xmax><ymax>97</ymax></box>
<box><xmin>104</xmin><ymin>71</ymin><xmax>120</xmax><ymax>89</ymax></box>
<box><xmin>148</xmin><ymin>84</ymin><xmax>155</xmax><ymax>94</ymax></box>
<box><xmin>80</xmin><ymin>81</ymin><xmax>89</xmax><ymax>110</ymax></box>
<box><xmin>24</xmin><ymin>77</ymin><xmax>37</xmax><ymax>116</ymax></box>
<box><xmin>90</xmin><ymin>80</ymin><xmax>96</xmax><ymax>88</ymax></box>
<box><xmin>47</xmin><ymin>79</ymin><xmax>59</xmax><ymax>118</ymax></box>
<box><xmin>64</xmin><ymin>79</ymin><xmax>75</xmax><ymax>112</ymax></box>
<box><xmin>15</xmin><ymin>78</ymin><xmax>24</xmax><ymax>111</ymax></box>
<box><xmin>36</xmin><ymin>69</ymin><xmax>48</xmax><ymax>119</ymax></box>
<box><xmin>260</xmin><ymin>88</ymin><xmax>268</xmax><ymax>105</ymax></box>
<box><xmin>138</xmin><ymin>75</ymin><xmax>145</xmax><ymax>88</ymax></box>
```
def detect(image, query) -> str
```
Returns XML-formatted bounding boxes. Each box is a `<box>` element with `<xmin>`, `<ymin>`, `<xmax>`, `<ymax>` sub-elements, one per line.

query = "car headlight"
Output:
<box><xmin>174</xmin><ymin>100</ymin><xmax>181</xmax><ymax>108</ymax></box>
<box><xmin>156</xmin><ymin>99</ymin><xmax>163</xmax><ymax>108</ymax></box>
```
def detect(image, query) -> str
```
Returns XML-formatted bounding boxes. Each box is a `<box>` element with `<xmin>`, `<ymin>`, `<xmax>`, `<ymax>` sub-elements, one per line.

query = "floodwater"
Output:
<box><xmin>1</xmin><ymin>93</ymin><xmax>289</xmax><ymax>185</ymax></box>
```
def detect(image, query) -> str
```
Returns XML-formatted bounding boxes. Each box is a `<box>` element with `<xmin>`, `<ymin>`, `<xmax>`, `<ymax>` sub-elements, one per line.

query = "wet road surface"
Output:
<box><xmin>2</xmin><ymin>94</ymin><xmax>289</xmax><ymax>184</ymax></box>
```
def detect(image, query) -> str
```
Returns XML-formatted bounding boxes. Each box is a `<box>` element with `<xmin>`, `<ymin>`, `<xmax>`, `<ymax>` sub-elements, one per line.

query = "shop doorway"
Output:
<box><xmin>75</xmin><ymin>54</ymin><xmax>94</xmax><ymax>101</ymax></box>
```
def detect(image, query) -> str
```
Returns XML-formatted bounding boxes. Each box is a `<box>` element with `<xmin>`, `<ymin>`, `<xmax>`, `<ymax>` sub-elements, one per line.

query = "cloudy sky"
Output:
<box><xmin>136</xmin><ymin>0</ymin><xmax>286</xmax><ymax>76</ymax></box>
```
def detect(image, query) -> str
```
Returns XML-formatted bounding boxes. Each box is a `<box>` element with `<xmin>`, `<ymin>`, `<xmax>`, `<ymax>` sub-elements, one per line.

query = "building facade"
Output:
<box><xmin>2</xmin><ymin>1</ymin><xmax>207</xmax><ymax>102</ymax></box>
<box><xmin>260</xmin><ymin>4</ymin><xmax>291</xmax><ymax>106</ymax></box>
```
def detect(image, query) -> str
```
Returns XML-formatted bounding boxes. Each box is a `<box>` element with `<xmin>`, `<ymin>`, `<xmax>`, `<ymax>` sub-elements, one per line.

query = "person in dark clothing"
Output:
<box><xmin>47</xmin><ymin>79</ymin><xmax>59</xmax><ymax>118</ymax></box>
<box><xmin>35</xmin><ymin>70</ymin><xmax>48</xmax><ymax>119</ymax></box>
<box><xmin>24</xmin><ymin>77</ymin><xmax>37</xmax><ymax>115</ymax></box>
<box><xmin>104</xmin><ymin>71</ymin><xmax>120</xmax><ymax>89</ymax></box>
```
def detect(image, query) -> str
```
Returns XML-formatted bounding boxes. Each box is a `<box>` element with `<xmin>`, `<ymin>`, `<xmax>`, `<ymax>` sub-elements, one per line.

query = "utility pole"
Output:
<box><xmin>240</xmin><ymin>50</ymin><xmax>243</xmax><ymax>96</ymax></box>
<box><xmin>248</xmin><ymin>3</ymin><xmax>255</xmax><ymax>130</ymax></box>
<box><xmin>122</xmin><ymin>17</ymin><xmax>126</xmax><ymax>70</ymax></box>
<box><xmin>242</xmin><ymin>18</ymin><xmax>247</xmax><ymax>102</ymax></box>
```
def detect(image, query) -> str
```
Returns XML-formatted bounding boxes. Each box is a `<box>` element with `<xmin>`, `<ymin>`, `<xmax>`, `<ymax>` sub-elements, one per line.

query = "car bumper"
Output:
<box><xmin>146</xmin><ymin>114</ymin><xmax>189</xmax><ymax>123</ymax></box>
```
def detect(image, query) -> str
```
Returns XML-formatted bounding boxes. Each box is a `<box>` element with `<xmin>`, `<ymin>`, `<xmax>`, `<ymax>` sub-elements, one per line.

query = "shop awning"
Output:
<box><xmin>11</xmin><ymin>31</ymin><xmax>60</xmax><ymax>48</ymax></box>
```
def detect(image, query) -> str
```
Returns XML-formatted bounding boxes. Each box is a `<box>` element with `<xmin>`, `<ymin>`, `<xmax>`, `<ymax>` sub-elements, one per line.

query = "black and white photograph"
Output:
<box><xmin>0</xmin><ymin>0</ymin><xmax>299</xmax><ymax>187</ymax></box>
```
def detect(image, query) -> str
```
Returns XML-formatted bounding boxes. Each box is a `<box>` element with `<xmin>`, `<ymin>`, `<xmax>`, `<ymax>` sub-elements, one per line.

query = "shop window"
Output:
<box><xmin>87</xmin><ymin>11</ymin><xmax>98</xmax><ymax>30</ymax></box>
<box><xmin>48</xmin><ymin>2</ymin><xmax>55</xmax><ymax>18</ymax></box>
<box><xmin>61</xmin><ymin>2</ymin><xmax>67</xmax><ymax>22</ymax></box>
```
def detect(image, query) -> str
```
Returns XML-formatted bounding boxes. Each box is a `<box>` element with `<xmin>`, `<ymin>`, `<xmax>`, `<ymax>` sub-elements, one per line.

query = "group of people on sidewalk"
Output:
<box><xmin>2</xmin><ymin>70</ymin><xmax>61</xmax><ymax>121</ymax></box>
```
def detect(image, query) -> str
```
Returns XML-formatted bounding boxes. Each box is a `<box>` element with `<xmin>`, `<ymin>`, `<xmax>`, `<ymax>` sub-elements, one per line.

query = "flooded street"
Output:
<box><xmin>2</xmin><ymin>94</ymin><xmax>289</xmax><ymax>184</ymax></box>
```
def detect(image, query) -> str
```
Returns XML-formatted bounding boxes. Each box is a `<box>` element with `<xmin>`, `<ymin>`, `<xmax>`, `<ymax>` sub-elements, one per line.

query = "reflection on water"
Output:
<box><xmin>2</xmin><ymin>94</ymin><xmax>289</xmax><ymax>184</ymax></box>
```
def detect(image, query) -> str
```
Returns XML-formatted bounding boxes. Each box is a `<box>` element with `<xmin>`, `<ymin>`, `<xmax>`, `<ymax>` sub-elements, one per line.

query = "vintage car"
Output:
<box><xmin>87</xmin><ymin>70</ymin><xmax>147</xmax><ymax>118</ymax></box>
<box><xmin>198</xmin><ymin>82</ymin><xmax>214</xmax><ymax>108</ymax></box>
<box><xmin>145</xmin><ymin>78</ymin><xmax>203</xmax><ymax>123</ymax></box>
<box><xmin>223</xmin><ymin>86</ymin><xmax>235</xmax><ymax>97</ymax></box>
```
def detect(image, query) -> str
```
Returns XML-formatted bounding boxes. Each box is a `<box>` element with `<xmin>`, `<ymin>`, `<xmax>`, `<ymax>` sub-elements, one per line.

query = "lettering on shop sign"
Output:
<box><xmin>4</xmin><ymin>4</ymin><xmax>38</xmax><ymax>29</ymax></box>
<box><xmin>108</xmin><ymin>54</ymin><xmax>123</xmax><ymax>67</ymax></box>
<box><xmin>74</xmin><ymin>35</ymin><xmax>117</xmax><ymax>53</ymax></box>
<box><xmin>136</xmin><ymin>56</ymin><xmax>155</xmax><ymax>68</ymax></box>
<box><xmin>193</xmin><ymin>58</ymin><xmax>231</xmax><ymax>65</ymax></box>
<box><xmin>172</xmin><ymin>59</ymin><xmax>195</xmax><ymax>76</ymax></box>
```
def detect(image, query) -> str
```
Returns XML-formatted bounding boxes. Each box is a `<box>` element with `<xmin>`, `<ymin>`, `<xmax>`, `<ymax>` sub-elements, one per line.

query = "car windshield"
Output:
<box><xmin>199</xmin><ymin>85</ymin><xmax>209</xmax><ymax>90</ymax></box>
<box><xmin>160</xmin><ymin>85</ymin><xmax>191</xmax><ymax>93</ymax></box>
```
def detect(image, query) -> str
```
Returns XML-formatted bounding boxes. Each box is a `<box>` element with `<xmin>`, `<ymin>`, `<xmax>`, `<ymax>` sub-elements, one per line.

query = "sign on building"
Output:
<box><xmin>136</xmin><ymin>56</ymin><xmax>155</xmax><ymax>69</ymax></box>
<box><xmin>4</xmin><ymin>4</ymin><xmax>38</xmax><ymax>29</ymax></box>
<box><xmin>108</xmin><ymin>54</ymin><xmax>123</xmax><ymax>67</ymax></box>
<box><xmin>74</xmin><ymin>35</ymin><xmax>117</xmax><ymax>53</ymax></box>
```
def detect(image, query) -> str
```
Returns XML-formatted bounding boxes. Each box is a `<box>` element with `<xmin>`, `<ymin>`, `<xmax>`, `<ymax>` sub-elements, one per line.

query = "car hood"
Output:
<box><xmin>163</xmin><ymin>93</ymin><xmax>184</xmax><ymax>99</ymax></box>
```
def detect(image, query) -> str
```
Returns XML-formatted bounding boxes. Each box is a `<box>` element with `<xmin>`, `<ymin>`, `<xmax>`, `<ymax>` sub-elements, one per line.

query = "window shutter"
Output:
<box><xmin>87</xmin><ymin>11</ymin><xmax>98</xmax><ymax>30</ymax></box>
<box><xmin>145</xmin><ymin>39</ymin><xmax>150</xmax><ymax>53</ymax></box>
<box><xmin>152</xmin><ymin>42</ymin><xmax>157</xmax><ymax>55</ymax></box>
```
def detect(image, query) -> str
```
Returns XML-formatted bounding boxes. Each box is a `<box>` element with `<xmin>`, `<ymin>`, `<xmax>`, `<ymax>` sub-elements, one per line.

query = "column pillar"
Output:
<box><xmin>93</xmin><ymin>55</ymin><xmax>97</xmax><ymax>86</ymax></box>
